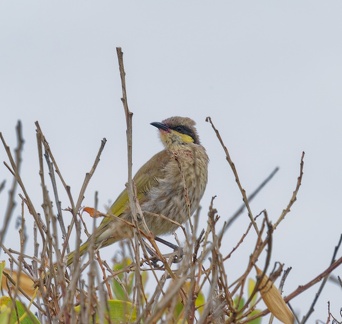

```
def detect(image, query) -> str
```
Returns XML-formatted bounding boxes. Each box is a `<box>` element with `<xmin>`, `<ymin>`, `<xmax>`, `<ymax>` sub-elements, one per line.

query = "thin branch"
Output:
<box><xmin>75</xmin><ymin>138</ymin><xmax>107</xmax><ymax>215</ymax></box>
<box><xmin>35</xmin><ymin>122</ymin><xmax>76</xmax><ymax>212</ymax></box>
<box><xmin>44</xmin><ymin>149</ymin><xmax>67</xmax><ymax>240</ymax></box>
<box><xmin>206</xmin><ymin>116</ymin><xmax>259</xmax><ymax>234</ymax></box>
<box><xmin>0</xmin><ymin>179</ymin><xmax>6</xmax><ymax>194</ymax></box>
<box><xmin>116</xmin><ymin>46</ymin><xmax>145</xmax><ymax>315</ymax></box>
<box><xmin>1</xmin><ymin>126</ymin><xmax>44</xmax><ymax>239</ymax></box>
<box><xmin>301</xmin><ymin>234</ymin><xmax>342</xmax><ymax>323</ymax></box>
<box><xmin>218</xmin><ymin>167</ymin><xmax>279</xmax><ymax>241</ymax></box>
<box><xmin>0</xmin><ymin>121</ymin><xmax>25</xmax><ymax>246</ymax></box>
<box><xmin>273</xmin><ymin>151</ymin><xmax>305</xmax><ymax>230</ymax></box>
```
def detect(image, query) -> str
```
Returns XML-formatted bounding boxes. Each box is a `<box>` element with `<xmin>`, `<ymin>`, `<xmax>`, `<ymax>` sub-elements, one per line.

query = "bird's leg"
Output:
<box><xmin>154</xmin><ymin>236</ymin><xmax>183</xmax><ymax>263</ymax></box>
<box><xmin>142</xmin><ymin>236</ymin><xmax>184</xmax><ymax>266</ymax></box>
<box><xmin>143</xmin><ymin>242</ymin><xmax>163</xmax><ymax>268</ymax></box>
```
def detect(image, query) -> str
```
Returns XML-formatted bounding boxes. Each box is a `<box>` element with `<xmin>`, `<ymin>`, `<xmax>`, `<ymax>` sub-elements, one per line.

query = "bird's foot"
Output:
<box><xmin>154</xmin><ymin>236</ymin><xmax>183</xmax><ymax>263</ymax></box>
<box><xmin>143</xmin><ymin>236</ymin><xmax>184</xmax><ymax>266</ymax></box>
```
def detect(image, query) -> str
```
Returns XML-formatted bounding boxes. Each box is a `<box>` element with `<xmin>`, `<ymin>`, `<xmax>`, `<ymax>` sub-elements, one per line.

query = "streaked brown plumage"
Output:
<box><xmin>66</xmin><ymin>116</ymin><xmax>209</xmax><ymax>266</ymax></box>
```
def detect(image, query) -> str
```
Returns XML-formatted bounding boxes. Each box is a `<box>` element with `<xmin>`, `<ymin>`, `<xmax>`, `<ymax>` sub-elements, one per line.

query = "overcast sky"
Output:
<box><xmin>1</xmin><ymin>1</ymin><xmax>342</xmax><ymax>322</ymax></box>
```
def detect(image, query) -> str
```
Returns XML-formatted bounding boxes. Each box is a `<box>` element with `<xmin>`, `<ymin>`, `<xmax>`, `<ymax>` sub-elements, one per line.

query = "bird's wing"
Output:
<box><xmin>108</xmin><ymin>150</ymin><xmax>170</xmax><ymax>218</ymax></box>
<box><xmin>96</xmin><ymin>150</ymin><xmax>170</xmax><ymax>232</ymax></box>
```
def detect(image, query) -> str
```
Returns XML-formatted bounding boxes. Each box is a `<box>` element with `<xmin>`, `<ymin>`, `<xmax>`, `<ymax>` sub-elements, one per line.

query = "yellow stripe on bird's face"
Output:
<box><xmin>159</xmin><ymin>129</ymin><xmax>195</xmax><ymax>147</ymax></box>
<box><xmin>171</xmin><ymin>130</ymin><xmax>194</xmax><ymax>143</ymax></box>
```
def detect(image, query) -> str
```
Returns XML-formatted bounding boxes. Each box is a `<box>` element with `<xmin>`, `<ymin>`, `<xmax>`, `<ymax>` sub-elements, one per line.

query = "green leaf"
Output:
<box><xmin>0</xmin><ymin>296</ymin><xmax>40</xmax><ymax>324</ymax></box>
<box><xmin>248</xmin><ymin>309</ymin><xmax>262</xmax><ymax>324</ymax></box>
<box><xmin>248</xmin><ymin>278</ymin><xmax>258</xmax><ymax>305</ymax></box>
<box><xmin>112</xmin><ymin>258</ymin><xmax>131</xmax><ymax>275</ymax></box>
<box><xmin>174</xmin><ymin>301</ymin><xmax>184</xmax><ymax>319</ymax></box>
<box><xmin>141</xmin><ymin>271</ymin><xmax>148</xmax><ymax>286</ymax></box>
<box><xmin>112</xmin><ymin>277</ymin><xmax>128</xmax><ymax>301</ymax></box>
<box><xmin>126</xmin><ymin>272</ymin><xmax>135</xmax><ymax>296</ymax></box>
<box><xmin>173</xmin><ymin>281</ymin><xmax>206</xmax><ymax>320</ymax></box>
<box><xmin>106</xmin><ymin>300</ymin><xmax>137</xmax><ymax>322</ymax></box>
<box><xmin>0</xmin><ymin>261</ymin><xmax>5</xmax><ymax>288</ymax></box>
<box><xmin>75</xmin><ymin>299</ymin><xmax>137</xmax><ymax>323</ymax></box>
<box><xmin>0</xmin><ymin>306</ymin><xmax>10</xmax><ymax>324</ymax></box>
<box><xmin>233</xmin><ymin>296</ymin><xmax>245</xmax><ymax>311</ymax></box>
<box><xmin>195</xmin><ymin>290</ymin><xmax>205</xmax><ymax>315</ymax></box>
<box><xmin>112</xmin><ymin>258</ymin><xmax>132</xmax><ymax>301</ymax></box>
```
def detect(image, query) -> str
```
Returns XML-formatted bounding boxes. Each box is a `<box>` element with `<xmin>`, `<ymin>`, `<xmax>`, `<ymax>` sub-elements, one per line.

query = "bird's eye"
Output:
<box><xmin>171</xmin><ymin>125</ymin><xmax>197</xmax><ymax>143</ymax></box>
<box><xmin>174</xmin><ymin>126</ymin><xmax>184</xmax><ymax>133</ymax></box>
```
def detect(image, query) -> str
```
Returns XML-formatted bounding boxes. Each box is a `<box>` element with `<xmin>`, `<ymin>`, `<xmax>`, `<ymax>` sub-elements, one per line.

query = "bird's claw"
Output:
<box><xmin>143</xmin><ymin>236</ymin><xmax>184</xmax><ymax>266</ymax></box>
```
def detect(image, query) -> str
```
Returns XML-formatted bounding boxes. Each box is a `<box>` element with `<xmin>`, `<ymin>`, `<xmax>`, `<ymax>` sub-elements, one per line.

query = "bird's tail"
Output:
<box><xmin>65</xmin><ymin>216</ymin><xmax>133</xmax><ymax>267</ymax></box>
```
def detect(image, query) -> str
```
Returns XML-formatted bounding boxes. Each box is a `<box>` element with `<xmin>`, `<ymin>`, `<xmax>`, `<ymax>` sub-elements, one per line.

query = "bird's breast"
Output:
<box><xmin>140</xmin><ymin>145</ymin><xmax>208</xmax><ymax>235</ymax></box>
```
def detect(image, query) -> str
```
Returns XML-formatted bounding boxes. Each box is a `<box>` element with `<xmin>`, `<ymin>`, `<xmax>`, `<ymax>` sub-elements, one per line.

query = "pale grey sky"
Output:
<box><xmin>1</xmin><ymin>1</ymin><xmax>342</xmax><ymax>321</ymax></box>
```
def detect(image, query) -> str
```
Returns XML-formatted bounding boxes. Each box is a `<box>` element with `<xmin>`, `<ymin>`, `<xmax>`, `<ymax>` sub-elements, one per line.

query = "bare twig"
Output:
<box><xmin>1</xmin><ymin>126</ymin><xmax>44</xmax><ymax>239</ymax></box>
<box><xmin>219</xmin><ymin>167</ymin><xmax>279</xmax><ymax>242</ymax></box>
<box><xmin>273</xmin><ymin>151</ymin><xmax>305</xmax><ymax>230</ymax></box>
<box><xmin>206</xmin><ymin>116</ymin><xmax>259</xmax><ymax>234</ymax></box>
<box><xmin>0</xmin><ymin>121</ymin><xmax>25</xmax><ymax>246</ymax></box>
<box><xmin>0</xmin><ymin>179</ymin><xmax>6</xmax><ymax>194</ymax></box>
<box><xmin>301</xmin><ymin>234</ymin><xmax>342</xmax><ymax>323</ymax></box>
<box><xmin>43</xmin><ymin>148</ymin><xmax>67</xmax><ymax>241</ymax></box>
<box><xmin>116</xmin><ymin>46</ymin><xmax>145</xmax><ymax>315</ymax></box>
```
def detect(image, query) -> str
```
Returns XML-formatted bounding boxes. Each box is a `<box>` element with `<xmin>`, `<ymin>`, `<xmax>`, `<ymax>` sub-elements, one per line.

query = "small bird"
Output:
<box><xmin>66</xmin><ymin>116</ymin><xmax>209</xmax><ymax>266</ymax></box>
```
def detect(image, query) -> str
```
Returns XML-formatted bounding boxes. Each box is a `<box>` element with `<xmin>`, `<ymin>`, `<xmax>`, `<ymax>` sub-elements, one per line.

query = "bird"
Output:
<box><xmin>66</xmin><ymin>116</ymin><xmax>209</xmax><ymax>267</ymax></box>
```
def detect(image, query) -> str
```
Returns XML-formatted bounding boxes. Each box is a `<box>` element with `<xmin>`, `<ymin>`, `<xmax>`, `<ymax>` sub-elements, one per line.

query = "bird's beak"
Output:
<box><xmin>150</xmin><ymin>122</ymin><xmax>170</xmax><ymax>132</ymax></box>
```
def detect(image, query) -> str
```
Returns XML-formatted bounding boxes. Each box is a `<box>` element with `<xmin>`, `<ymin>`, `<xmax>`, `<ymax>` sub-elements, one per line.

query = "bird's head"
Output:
<box><xmin>151</xmin><ymin>116</ymin><xmax>200</xmax><ymax>148</ymax></box>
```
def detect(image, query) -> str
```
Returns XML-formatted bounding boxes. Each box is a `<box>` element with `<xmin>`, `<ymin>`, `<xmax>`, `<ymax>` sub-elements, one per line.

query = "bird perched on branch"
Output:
<box><xmin>66</xmin><ymin>116</ymin><xmax>209</xmax><ymax>266</ymax></box>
